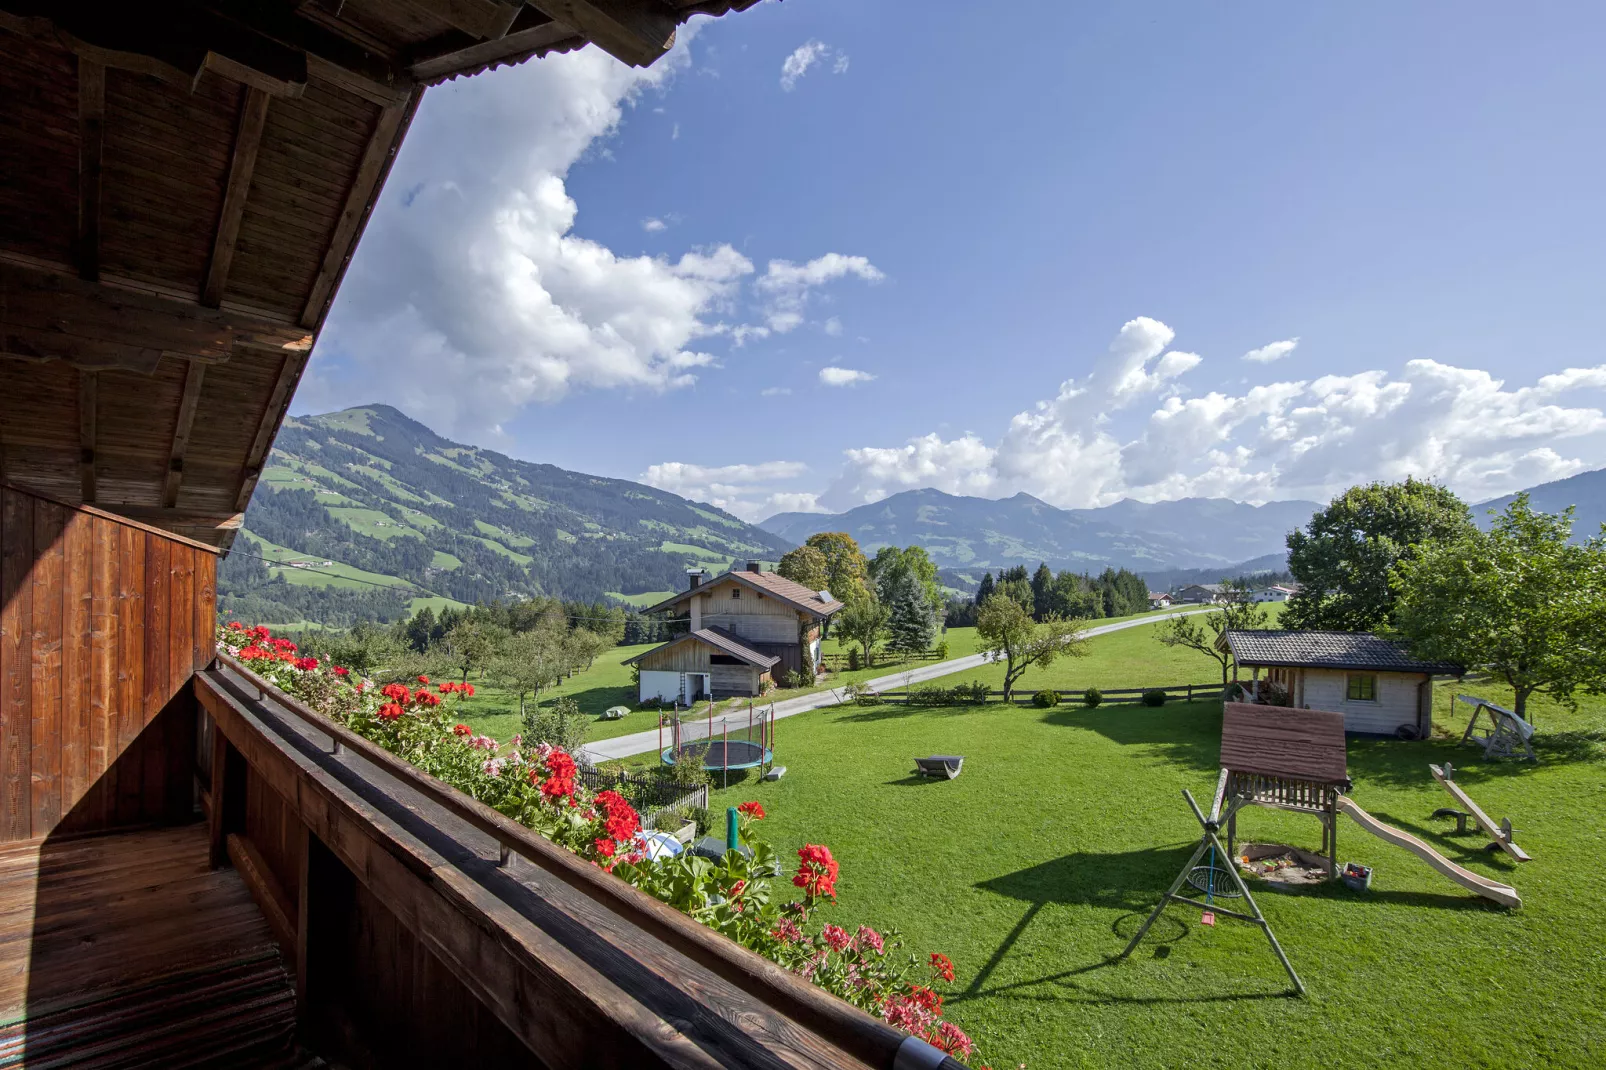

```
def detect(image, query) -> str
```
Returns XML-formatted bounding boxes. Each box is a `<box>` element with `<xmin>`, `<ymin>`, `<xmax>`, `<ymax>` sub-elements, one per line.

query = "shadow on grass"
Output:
<box><xmin>563</xmin><ymin>685</ymin><xmax>637</xmax><ymax>717</ymax></box>
<box><xmin>1040</xmin><ymin>701</ymin><xmax>1224</xmax><ymax>775</ymax></box>
<box><xmin>831</xmin><ymin>703</ymin><xmax>992</xmax><ymax>725</ymax></box>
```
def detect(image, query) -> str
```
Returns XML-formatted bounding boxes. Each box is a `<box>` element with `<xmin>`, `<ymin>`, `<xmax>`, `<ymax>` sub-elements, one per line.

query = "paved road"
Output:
<box><xmin>579</xmin><ymin>609</ymin><xmax>1212</xmax><ymax>764</ymax></box>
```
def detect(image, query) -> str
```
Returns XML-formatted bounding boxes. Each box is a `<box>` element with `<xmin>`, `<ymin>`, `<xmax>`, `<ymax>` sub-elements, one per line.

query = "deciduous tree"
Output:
<box><xmin>835</xmin><ymin>597</ymin><xmax>890</xmax><ymax>668</ymax></box>
<box><xmin>1392</xmin><ymin>494</ymin><xmax>1606</xmax><ymax>721</ymax></box>
<box><xmin>976</xmin><ymin>594</ymin><xmax>1087</xmax><ymax>701</ymax></box>
<box><xmin>777</xmin><ymin>545</ymin><xmax>831</xmax><ymax>591</ymax></box>
<box><xmin>495</xmin><ymin>626</ymin><xmax>571</xmax><ymax>718</ymax></box>
<box><xmin>1285</xmin><ymin>478</ymin><xmax>1474</xmax><ymax>632</ymax></box>
<box><xmin>804</xmin><ymin>533</ymin><xmax>871</xmax><ymax>603</ymax></box>
<box><xmin>1153</xmin><ymin>580</ymin><xmax>1270</xmax><ymax>686</ymax></box>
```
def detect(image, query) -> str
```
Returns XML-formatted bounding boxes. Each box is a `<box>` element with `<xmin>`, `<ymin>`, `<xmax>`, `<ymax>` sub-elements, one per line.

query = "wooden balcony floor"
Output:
<box><xmin>0</xmin><ymin>824</ymin><xmax>299</xmax><ymax>1067</ymax></box>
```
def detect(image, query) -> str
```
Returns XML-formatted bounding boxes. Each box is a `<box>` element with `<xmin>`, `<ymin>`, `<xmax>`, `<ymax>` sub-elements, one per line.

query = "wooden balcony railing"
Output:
<box><xmin>199</xmin><ymin>653</ymin><xmax>963</xmax><ymax>1069</ymax></box>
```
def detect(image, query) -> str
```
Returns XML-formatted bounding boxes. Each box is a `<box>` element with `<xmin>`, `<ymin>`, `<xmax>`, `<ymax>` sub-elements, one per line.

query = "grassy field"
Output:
<box><xmin>455</xmin><ymin>643</ymin><xmax>656</xmax><ymax>743</ymax></box>
<box><xmin>691</xmin><ymin>668</ymin><xmax>1606</xmax><ymax>1069</ymax></box>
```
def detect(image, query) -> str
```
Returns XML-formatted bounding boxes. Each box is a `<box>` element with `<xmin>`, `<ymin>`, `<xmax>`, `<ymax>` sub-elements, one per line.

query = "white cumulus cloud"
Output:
<box><xmin>756</xmin><ymin>253</ymin><xmax>883</xmax><ymax>333</ymax></box>
<box><xmin>1243</xmin><ymin>338</ymin><xmax>1300</xmax><ymax>363</ymax></box>
<box><xmin>819</xmin><ymin>366</ymin><xmax>876</xmax><ymax>387</ymax></box>
<box><xmin>641</xmin><ymin>217</ymin><xmax>667</xmax><ymax>232</ymax></box>
<box><xmin>781</xmin><ymin>40</ymin><xmax>848</xmax><ymax>91</ymax></box>
<box><xmin>642</xmin><ymin>460</ymin><xmax>816</xmax><ymax>521</ymax></box>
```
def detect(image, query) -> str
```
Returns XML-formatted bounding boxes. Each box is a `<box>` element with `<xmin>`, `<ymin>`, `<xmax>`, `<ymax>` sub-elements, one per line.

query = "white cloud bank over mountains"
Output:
<box><xmin>639</xmin><ymin>316</ymin><xmax>1606</xmax><ymax>522</ymax></box>
<box><xmin>814</xmin><ymin>317</ymin><xmax>1606</xmax><ymax>514</ymax></box>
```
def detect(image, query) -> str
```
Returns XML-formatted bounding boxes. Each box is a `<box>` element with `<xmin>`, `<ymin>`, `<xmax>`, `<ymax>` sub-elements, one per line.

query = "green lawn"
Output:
<box><xmin>683</xmin><ymin>650</ymin><xmax>1605</xmax><ymax>1067</ymax></box>
<box><xmin>607</xmin><ymin>590</ymin><xmax>675</xmax><ymax>608</ymax></box>
<box><xmin>454</xmin><ymin>643</ymin><xmax>659</xmax><ymax>743</ymax></box>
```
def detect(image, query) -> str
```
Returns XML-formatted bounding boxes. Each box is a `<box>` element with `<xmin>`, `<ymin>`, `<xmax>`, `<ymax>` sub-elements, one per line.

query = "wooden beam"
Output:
<box><xmin>163</xmin><ymin>362</ymin><xmax>207</xmax><ymax>508</ymax></box>
<box><xmin>235</xmin><ymin>348</ymin><xmax>306</xmax><ymax>512</ymax></box>
<box><xmin>299</xmin><ymin>93</ymin><xmax>418</xmax><ymax>328</ymax></box>
<box><xmin>526</xmin><ymin>0</ymin><xmax>677</xmax><ymax>68</ymax></box>
<box><xmin>76</xmin><ymin>57</ymin><xmax>105</xmax><ymax>282</ymax></box>
<box><xmin>202</xmin><ymin>88</ymin><xmax>271</xmax><ymax>309</ymax></box>
<box><xmin>408</xmin><ymin>10</ymin><xmax>579</xmax><ymax>83</ymax></box>
<box><xmin>78</xmin><ymin>371</ymin><xmax>97</xmax><ymax>503</ymax></box>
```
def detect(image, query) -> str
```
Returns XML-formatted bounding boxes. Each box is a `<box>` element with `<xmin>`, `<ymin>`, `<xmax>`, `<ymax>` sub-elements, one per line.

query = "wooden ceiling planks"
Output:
<box><xmin>0</xmin><ymin>1</ymin><xmax>765</xmax><ymax>547</ymax></box>
<box><xmin>0</xmin><ymin>29</ymin><xmax>78</xmax><ymax>264</ymax></box>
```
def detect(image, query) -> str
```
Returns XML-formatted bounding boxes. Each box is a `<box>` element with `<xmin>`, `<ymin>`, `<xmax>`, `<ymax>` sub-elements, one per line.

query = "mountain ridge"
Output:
<box><xmin>759</xmin><ymin>488</ymin><xmax>1321</xmax><ymax>573</ymax></box>
<box><xmin>220</xmin><ymin>404</ymin><xmax>792</xmax><ymax>624</ymax></box>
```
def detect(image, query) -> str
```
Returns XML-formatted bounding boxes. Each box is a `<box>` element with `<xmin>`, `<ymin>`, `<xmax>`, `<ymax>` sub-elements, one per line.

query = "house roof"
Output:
<box><xmin>646</xmin><ymin>569</ymin><xmax>845</xmax><ymax>618</ymax></box>
<box><xmin>1221</xmin><ymin>703</ymin><xmax>1348</xmax><ymax>784</ymax></box>
<box><xmin>623</xmin><ymin>627</ymin><xmax>780</xmax><ymax>669</ymax></box>
<box><xmin>1148</xmin><ymin>592</ymin><xmax>1170</xmax><ymax>600</ymax></box>
<box><xmin>1225</xmin><ymin>630</ymin><xmax>1464</xmax><ymax>675</ymax></box>
<box><xmin>1180</xmin><ymin>583</ymin><xmax>1228</xmax><ymax>593</ymax></box>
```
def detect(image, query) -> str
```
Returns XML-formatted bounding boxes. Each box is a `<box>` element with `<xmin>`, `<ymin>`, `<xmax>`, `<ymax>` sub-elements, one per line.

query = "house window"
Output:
<box><xmin>1346</xmin><ymin>674</ymin><xmax>1377</xmax><ymax>702</ymax></box>
<box><xmin>731</xmin><ymin>588</ymin><xmax>741</xmax><ymax>599</ymax></box>
<box><xmin>709</xmin><ymin>654</ymin><xmax>743</xmax><ymax>665</ymax></box>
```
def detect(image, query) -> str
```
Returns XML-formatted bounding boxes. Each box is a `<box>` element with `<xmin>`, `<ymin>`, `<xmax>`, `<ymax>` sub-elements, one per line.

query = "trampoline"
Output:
<box><xmin>660</xmin><ymin>739</ymin><xmax>772</xmax><ymax>771</ymax></box>
<box><xmin>659</xmin><ymin>701</ymin><xmax>777</xmax><ymax>787</ymax></box>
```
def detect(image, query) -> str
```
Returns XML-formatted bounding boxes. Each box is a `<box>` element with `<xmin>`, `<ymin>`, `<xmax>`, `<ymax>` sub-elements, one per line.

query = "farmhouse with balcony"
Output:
<box><xmin>1225</xmin><ymin>630</ymin><xmax>1464</xmax><ymax>738</ymax></box>
<box><xmin>629</xmin><ymin>563</ymin><xmax>844</xmax><ymax>703</ymax></box>
<box><xmin>0</xmin><ymin>3</ymin><xmax>981</xmax><ymax>1067</ymax></box>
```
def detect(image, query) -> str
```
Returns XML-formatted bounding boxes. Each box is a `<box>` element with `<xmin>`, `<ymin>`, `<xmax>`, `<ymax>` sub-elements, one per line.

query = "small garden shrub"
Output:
<box><xmin>779</xmin><ymin>669</ymin><xmax>800</xmax><ymax>689</ymax></box>
<box><xmin>523</xmin><ymin>696</ymin><xmax>587</xmax><ymax>757</ymax></box>
<box><xmin>1082</xmin><ymin>687</ymin><xmax>1103</xmax><ymax>708</ymax></box>
<box><xmin>934</xmin><ymin>639</ymin><xmax>950</xmax><ymax>660</ymax></box>
<box><xmin>847</xmin><ymin>647</ymin><xmax>861</xmax><ymax>672</ymax></box>
<box><xmin>843</xmin><ymin>683</ymin><xmax>881</xmax><ymax>706</ymax></box>
<box><xmin>1141</xmin><ymin>689</ymin><xmax>1168</xmax><ymax>707</ymax></box>
<box><xmin>1032</xmin><ymin>689</ymin><xmax>1060</xmax><ymax>709</ymax></box>
<box><xmin>904</xmin><ymin>681</ymin><xmax>991</xmax><ymax>706</ymax></box>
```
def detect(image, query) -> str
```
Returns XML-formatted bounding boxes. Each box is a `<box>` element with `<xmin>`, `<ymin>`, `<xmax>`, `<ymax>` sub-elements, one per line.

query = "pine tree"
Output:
<box><xmin>886</xmin><ymin>570</ymin><xmax>938</xmax><ymax>654</ymax></box>
<box><xmin>1031</xmin><ymin>563</ymin><xmax>1054</xmax><ymax>621</ymax></box>
<box><xmin>974</xmin><ymin>572</ymin><xmax>995</xmax><ymax>607</ymax></box>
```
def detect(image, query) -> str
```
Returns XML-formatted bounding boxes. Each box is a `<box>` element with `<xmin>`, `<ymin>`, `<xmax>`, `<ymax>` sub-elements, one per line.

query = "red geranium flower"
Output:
<box><xmin>417</xmin><ymin>675</ymin><xmax>430</xmax><ymax>685</ymax></box>
<box><xmin>292</xmin><ymin>657</ymin><xmax>319</xmax><ymax>671</ymax></box>
<box><xmin>377</xmin><ymin>702</ymin><xmax>404</xmax><ymax>721</ymax></box>
<box><xmin>332</xmin><ymin>665</ymin><xmax>350</xmax><ymax>677</ymax></box>
<box><xmin>453</xmin><ymin>724</ymin><xmax>471</xmax><ymax>737</ymax></box>
<box><xmin>793</xmin><ymin>844</ymin><xmax>839</xmax><ymax>900</ymax></box>
<box><xmin>462</xmin><ymin>683</ymin><xmax>475</xmax><ymax>697</ymax></box>
<box><xmin>928</xmin><ymin>1021</ymin><xmax>972</xmax><ymax>1058</ymax></box>
<box><xmin>412</xmin><ymin>690</ymin><xmax>441</xmax><ymax>707</ymax></box>
<box><xmin>821</xmin><ymin>924</ymin><xmax>852</xmax><ymax>953</ymax></box>
<box><xmin>380</xmin><ymin>682</ymin><xmax>410</xmax><ymax>702</ymax></box>
<box><xmin>593</xmin><ymin>838</ymin><xmax>617</xmax><ymax>858</ymax></box>
<box><xmin>929</xmin><ymin>952</ymin><xmax>955</xmax><ymax>983</ymax></box>
<box><xmin>737</xmin><ymin>801</ymin><xmax>766</xmax><ymax>819</ymax></box>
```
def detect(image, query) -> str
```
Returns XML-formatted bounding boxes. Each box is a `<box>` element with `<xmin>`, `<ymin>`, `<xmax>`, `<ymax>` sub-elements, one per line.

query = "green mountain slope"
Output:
<box><xmin>219</xmin><ymin>404</ymin><xmax>791</xmax><ymax>625</ymax></box>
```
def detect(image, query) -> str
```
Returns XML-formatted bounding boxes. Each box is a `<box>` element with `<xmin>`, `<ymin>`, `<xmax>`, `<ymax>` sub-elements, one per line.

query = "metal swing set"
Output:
<box><xmin>1117</xmin><ymin>787</ymin><xmax>1306</xmax><ymax>997</ymax></box>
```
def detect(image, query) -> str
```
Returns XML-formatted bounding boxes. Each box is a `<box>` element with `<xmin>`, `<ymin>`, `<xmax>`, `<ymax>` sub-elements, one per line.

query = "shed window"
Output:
<box><xmin>730</xmin><ymin>588</ymin><xmax>740</xmax><ymax>599</ymax></box>
<box><xmin>1346</xmin><ymin>673</ymin><xmax>1377</xmax><ymax>701</ymax></box>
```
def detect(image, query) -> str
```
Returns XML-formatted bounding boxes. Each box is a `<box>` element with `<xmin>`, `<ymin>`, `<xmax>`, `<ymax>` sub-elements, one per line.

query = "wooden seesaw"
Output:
<box><xmin>1430</xmin><ymin>762</ymin><xmax>1531</xmax><ymax>863</ymax></box>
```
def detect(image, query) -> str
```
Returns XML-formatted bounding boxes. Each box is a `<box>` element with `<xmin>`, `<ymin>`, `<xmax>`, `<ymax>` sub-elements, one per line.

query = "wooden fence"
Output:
<box><xmin>868</xmin><ymin>681</ymin><xmax>1226</xmax><ymax>706</ymax></box>
<box><xmin>820</xmin><ymin>648</ymin><xmax>944</xmax><ymax>670</ymax></box>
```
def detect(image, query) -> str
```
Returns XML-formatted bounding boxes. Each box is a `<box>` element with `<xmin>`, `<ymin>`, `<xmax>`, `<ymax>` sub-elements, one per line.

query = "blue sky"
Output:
<box><xmin>299</xmin><ymin>1</ymin><xmax>1606</xmax><ymax>520</ymax></box>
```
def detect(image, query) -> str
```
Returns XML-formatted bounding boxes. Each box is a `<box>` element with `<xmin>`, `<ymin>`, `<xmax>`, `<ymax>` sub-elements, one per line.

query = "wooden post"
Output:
<box><xmin>208</xmin><ymin>727</ymin><xmax>230</xmax><ymax>869</ymax></box>
<box><xmin>295</xmin><ymin>824</ymin><xmax>311</xmax><ymax>1020</ymax></box>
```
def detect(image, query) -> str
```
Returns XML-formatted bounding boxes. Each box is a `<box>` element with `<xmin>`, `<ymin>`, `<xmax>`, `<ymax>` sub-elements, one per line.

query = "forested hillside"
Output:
<box><xmin>219</xmin><ymin>405</ymin><xmax>791</xmax><ymax>626</ymax></box>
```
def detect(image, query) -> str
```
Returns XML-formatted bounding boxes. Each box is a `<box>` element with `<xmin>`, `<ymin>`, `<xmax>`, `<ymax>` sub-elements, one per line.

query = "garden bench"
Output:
<box><xmin>1456</xmin><ymin>695</ymin><xmax>1536</xmax><ymax>762</ymax></box>
<box><xmin>912</xmin><ymin>756</ymin><xmax>964</xmax><ymax>780</ymax></box>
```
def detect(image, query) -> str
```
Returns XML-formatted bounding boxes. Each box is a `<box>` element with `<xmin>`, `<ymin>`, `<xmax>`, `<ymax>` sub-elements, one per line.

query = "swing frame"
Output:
<box><xmin>1117</xmin><ymin>786</ymin><xmax>1307</xmax><ymax>996</ymax></box>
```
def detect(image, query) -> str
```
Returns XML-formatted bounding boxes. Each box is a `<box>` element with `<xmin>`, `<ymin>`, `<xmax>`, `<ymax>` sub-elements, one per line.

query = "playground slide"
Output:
<box><xmin>1334</xmin><ymin>797</ymin><xmax>1521</xmax><ymax>909</ymax></box>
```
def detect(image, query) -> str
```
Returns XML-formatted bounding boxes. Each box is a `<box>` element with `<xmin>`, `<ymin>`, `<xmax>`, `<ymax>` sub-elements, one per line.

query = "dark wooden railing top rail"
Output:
<box><xmin>208</xmin><ymin>653</ymin><xmax>960</xmax><ymax>1070</ymax></box>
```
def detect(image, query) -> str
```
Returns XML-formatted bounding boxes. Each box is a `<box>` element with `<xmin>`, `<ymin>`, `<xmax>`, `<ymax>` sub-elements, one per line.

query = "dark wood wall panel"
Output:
<box><xmin>0</xmin><ymin>28</ymin><xmax>77</xmax><ymax>264</ymax></box>
<box><xmin>0</xmin><ymin>484</ymin><xmax>219</xmax><ymax>843</ymax></box>
<box><xmin>243</xmin><ymin>771</ymin><xmax>302</xmax><ymax>908</ymax></box>
<box><xmin>306</xmin><ymin>848</ymin><xmax>534</xmax><ymax>1068</ymax></box>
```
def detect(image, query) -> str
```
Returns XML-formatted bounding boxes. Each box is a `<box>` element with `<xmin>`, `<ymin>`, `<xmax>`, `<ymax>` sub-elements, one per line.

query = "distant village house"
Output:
<box><xmin>1172</xmin><ymin>583</ymin><xmax>1229</xmax><ymax>604</ymax></box>
<box><xmin>628</xmin><ymin>563</ymin><xmax>843</xmax><ymax>704</ymax></box>
<box><xmin>1148</xmin><ymin>591</ymin><xmax>1172</xmax><ymax>609</ymax></box>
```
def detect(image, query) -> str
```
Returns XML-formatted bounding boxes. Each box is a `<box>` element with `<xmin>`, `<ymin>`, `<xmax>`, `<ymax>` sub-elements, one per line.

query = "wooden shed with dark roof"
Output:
<box><xmin>1226</xmin><ymin>629</ymin><xmax>1464</xmax><ymax>738</ymax></box>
